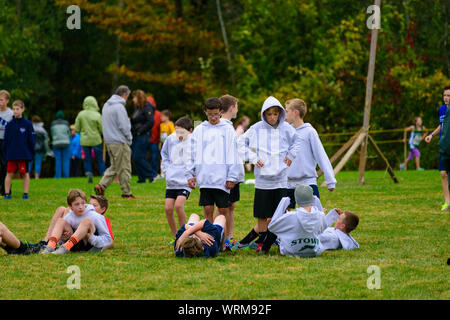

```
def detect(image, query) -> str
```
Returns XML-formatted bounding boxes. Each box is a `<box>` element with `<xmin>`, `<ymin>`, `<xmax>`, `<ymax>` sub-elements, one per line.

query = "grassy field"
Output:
<box><xmin>0</xmin><ymin>170</ymin><xmax>448</xmax><ymax>300</ymax></box>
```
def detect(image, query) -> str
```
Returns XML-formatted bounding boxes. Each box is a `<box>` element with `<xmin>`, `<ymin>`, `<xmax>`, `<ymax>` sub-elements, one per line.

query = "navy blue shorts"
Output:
<box><xmin>287</xmin><ymin>184</ymin><xmax>320</xmax><ymax>209</ymax></box>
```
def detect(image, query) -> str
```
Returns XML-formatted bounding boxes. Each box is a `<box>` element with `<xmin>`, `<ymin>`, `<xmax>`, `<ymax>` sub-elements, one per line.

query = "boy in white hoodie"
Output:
<box><xmin>186</xmin><ymin>98</ymin><xmax>241</xmax><ymax>224</ymax></box>
<box><xmin>161</xmin><ymin>116</ymin><xmax>193</xmax><ymax>237</ymax></box>
<box><xmin>268</xmin><ymin>185</ymin><xmax>359</xmax><ymax>256</ymax></box>
<box><xmin>236</xmin><ymin>96</ymin><xmax>301</xmax><ymax>252</ymax></box>
<box><xmin>214</xmin><ymin>94</ymin><xmax>245</xmax><ymax>246</ymax></box>
<box><xmin>285</xmin><ymin>98</ymin><xmax>336</xmax><ymax>208</ymax></box>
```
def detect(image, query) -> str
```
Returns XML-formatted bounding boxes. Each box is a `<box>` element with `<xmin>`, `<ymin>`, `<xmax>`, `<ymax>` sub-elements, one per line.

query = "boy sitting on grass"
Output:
<box><xmin>174</xmin><ymin>213</ymin><xmax>226</xmax><ymax>258</ymax></box>
<box><xmin>41</xmin><ymin>189</ymin><xmax>114</xmax><ymax>254</ymax></box>
<box><xmin>35</xmin><ymin>194</ymin><xmax>114</xmax><ymax>251</ymax></box>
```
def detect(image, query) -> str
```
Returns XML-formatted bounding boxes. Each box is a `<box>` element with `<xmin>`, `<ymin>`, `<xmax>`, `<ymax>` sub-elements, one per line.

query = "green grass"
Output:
<box><xmin>0</xmin><ymin>170</ymin><xmax>448</xmax><ymax>300</ymax></box>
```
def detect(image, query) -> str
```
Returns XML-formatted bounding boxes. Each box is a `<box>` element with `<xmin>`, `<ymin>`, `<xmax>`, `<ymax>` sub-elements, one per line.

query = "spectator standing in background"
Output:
<box><xmin>51</xmin><ymin>110</ymin><xmax>71</xmax><ymax>178</ymax></box>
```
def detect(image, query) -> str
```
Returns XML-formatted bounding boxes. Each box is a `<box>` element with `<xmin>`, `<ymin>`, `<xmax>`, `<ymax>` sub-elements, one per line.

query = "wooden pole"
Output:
<box><xmin>368</xmin><ymin>135</ymin><xmax>399</xmax><ymax>183</ymax></box>
<box><xmin>358</xmin><ymin>0</ymin><xmax>380</xmax><ymax>184</ymax></box>
<box><xmin>333</xmin><ymin>131</ymin><xmax>366</xmax><ymax>176</ymax></box>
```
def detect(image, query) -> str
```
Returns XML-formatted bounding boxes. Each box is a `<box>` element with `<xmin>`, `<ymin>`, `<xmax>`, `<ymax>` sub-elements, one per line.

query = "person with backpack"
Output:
<box><xmin>30</xmin><ymin>116</ymin><xmax>52</xmax><ymax>179</ymax></box>
<box><xmin>51</xmin><ymin>110</ymin><xmax>71</xmax><ymax>178</ymax></box>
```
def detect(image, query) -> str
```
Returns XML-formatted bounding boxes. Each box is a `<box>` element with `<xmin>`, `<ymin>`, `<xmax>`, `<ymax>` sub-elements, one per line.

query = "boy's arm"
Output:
<box><xmin>239</xmin><ymin>128</ymin><xmax>259</xmax><ymax>164</ymax></box>
<box><xmin>268</xmin><ymin>197</ymin><xmax>294</xmax><ymax>234</ymax></box>
<box><xmin>175</xmin><ymin>220</ymin><xmax>206</xmax><ymax>251</ymax></box>
<box><xmin>185</xmin><ymin>130</ymin><xmax>197</xmax><ymax>181</ymax></box>
<box><xmin>310</xmin><ymin>130</ymin><xmax>336</xmax><ymax>190</ymax></box>
<box><xmin>425</xmin><ymin>125</ymin><xmax>441</xmax><ymax>143</ymax></box>
<box><xmin>88</xmin><ymin>216</ymin><xmax>113</xmax><ymax>248</ymax></box>
<box><xmin>28</xmin><ymin>124</ymin><xmax>36</xmax><ymax>157</ymax></box>
<box><xmin>160</xmin><ymin>137</ymin><xmax>170</xmax><ymax>173</ymax></box>
<box><xmin>225</xmin><ymin>129</ymin><xmax>240</xmax><ymax>185</ymax></box>
<box><xmin>286</xmin><ymin>128</ymin><xmax>301</xmax><ymax>162</ymax></box>
<box><xmin>324</xmin><ymin>209</ymin><xmax>340</xmax><ymax>228</ymax></box>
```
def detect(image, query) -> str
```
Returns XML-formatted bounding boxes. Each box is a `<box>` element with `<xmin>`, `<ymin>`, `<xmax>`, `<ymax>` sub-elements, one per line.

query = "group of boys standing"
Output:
<box><xmin>163</xmin><ymin>94</ymin><xmax>359</xmax><ymax>258</ymax></box>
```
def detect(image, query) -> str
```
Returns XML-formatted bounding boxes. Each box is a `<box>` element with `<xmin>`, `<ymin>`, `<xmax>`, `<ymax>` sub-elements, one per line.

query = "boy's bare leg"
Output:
<box><xmin>257</xmin><ymin>218</ymin><xmax>268</xmax><ymax>234</ymax></box>
<box><xmin>203</xmin><ymin>205</ymin><xmax>214</xmax><ymax>223</ymax></box>
<box><xmin>71</xmin><ymin>218</ymin><xmax>95</xmax><ymax>244</ymax></box>
<box><xmin>45</xmin><ymin>206</ymin><xmax>70</xmax><ymax>241</ymax></box>
<box><xmin>164</xmin><ymin>198</ymin><xmax>177</xmax><ymax>237</ymax></box>
<box><xmin>4</xmin><ymin>173</ymin><xmax>13</xmax><ymax>194</ymax></box>
<box><xmin>174</xmin><ymin>196</ymin><xmax>187</xmax><ymax>229</ymax></box>
<box><xmin>0</xmin><ymin>222</ymin><xmax>21</xmax><ymax>249</ymax></box>
<box><xmin>49</xmin><ymin>218</ymin><xmax>73</xmax><ymax>242</ymax></box>
<box><xmin>441</xmin><ymin>171</ymin><xmax>450</xmax><ymax>204</ymax></box>
<box><xmin>217</xmin><ymin>207</ymin><xmax>230</xmax><ymax>239</ymax></box>
<box><xmin>187</xmin><ymin>213</ymin><xmax>200</xmax><ymax>226</ymax></box>
<box><xmin>216</xmin><ymin>202</ymin><xmax>235</xmax><ymax>239</ymax></box>
<box><xmin>213</xmin><ymin>214</ymin><xmax>227</xmax><ymax>249</ymax></box>
<box><xmin>22</xmin><ymin>173</ymin><xmax>30</xmax><ymax>193</ymax></box>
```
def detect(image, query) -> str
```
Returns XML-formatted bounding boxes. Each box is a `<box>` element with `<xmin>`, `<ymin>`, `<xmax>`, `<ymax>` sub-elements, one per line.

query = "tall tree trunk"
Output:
<box><xmin>216</xmin><ymin>0</ymin><xmax>236</xmax><ymax>91</ymax></box>
<box><xmin>438</xmin><ymin>0</ymin><xmax>450</xmax><ymax>77</ymax></box>
<box><xmin>175</xmin><ymin>0</ymin><xmax>183</xmax><ymax>18</ymax></box>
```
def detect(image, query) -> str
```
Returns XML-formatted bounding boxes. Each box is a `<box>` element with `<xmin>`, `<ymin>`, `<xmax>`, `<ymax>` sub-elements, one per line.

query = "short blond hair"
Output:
<box><xmin>0</xmin><ymin>90</ymin><xmax>10</xmax><ymax>100</ymax></box>
<box><xmin>286</xmin><ymin>98</ymin><xmax>307</xmax><ymax>119</ymax></box>
<box><xmin>12</xmin><ymin>100</ymin><xmax>25</xmax><ymax>109</ymax></box>
<box><xmin>67</xmin><ymin>189</ymin><xmax>87</xmax><ymax>206</ymax></box>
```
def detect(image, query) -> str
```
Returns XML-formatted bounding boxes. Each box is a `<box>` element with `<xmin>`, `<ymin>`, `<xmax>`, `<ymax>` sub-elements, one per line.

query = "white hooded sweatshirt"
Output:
<box><xmin>186</xmin><ymin>119</ymin><xmax>240</xmax><ymax>193</ymax></box>
<box><xmin>161</xmin><ymin>132</ymin><xmax>192</xmax><ymax>192</ymax></box>
<box><xmin>64</xmin><ymin>204</ymin><xmax>113</xmax><ymax>249</ymax></box>
<box><xmin>238</xmin><ymin>96</ymin><xmax>301</xmax><ymax>189</ymax></box>
<box><xmin>268</xmin><ymin>197</ymin><xmax>339</xmax><ymax>257</ymax></box>
<box><xmin>287</xmin><ymin>123</ymin><xmax>336</xmax><ymax>190</ymax></box>
<box><xmin>221</xmin><ymin>118</ymin><xmax>245</xmax><ymax>183</ymax></box>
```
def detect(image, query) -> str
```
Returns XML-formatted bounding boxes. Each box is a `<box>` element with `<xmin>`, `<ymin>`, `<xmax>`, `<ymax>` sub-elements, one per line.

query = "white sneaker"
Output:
<box><xmin>40</xmin><ymin>245</ymin><xmax>55</xmax><ymax>254</ymax></box>
<box><xmin>52</xmin><ymin>246</ymin><xmax>70</xmax><ymax>255</ymax></box>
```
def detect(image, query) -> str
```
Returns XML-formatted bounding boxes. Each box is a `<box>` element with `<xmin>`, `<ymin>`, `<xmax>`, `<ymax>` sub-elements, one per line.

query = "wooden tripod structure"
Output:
<box><xmin>319</xmin><ymin>0</ymin><xmax>398</xmax><ymax>185</ymax></box>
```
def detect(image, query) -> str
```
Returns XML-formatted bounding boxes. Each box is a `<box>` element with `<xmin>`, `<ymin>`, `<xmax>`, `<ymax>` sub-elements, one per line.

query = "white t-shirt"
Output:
<box><xmin>0</xmin><ymin>108</ymin><xmax>13</xmax><ymax>140</ymax></box>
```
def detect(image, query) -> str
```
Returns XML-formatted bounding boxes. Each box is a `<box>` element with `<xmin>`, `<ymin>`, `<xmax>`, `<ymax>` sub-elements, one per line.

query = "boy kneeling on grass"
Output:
<box><xmin>267</xmin><ymin>185</ymin><xmax>359</xmax><ymax>257</ymax></box>
<box><xmin>41</xmin><ymin>189</ymin><xmax>114</xmax><ymax>254</ymax></box>
<box><xmin>174</xmin><ymin>213</ymin><xmax>226</xmax><ymax>258</ymax></box>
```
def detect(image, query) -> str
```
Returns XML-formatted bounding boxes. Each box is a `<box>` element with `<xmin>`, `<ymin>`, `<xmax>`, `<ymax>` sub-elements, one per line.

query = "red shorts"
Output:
<box><xmin>7</xmin><ymin>160</ymin><xmax>28</xmax><ymax>174</ymax></box>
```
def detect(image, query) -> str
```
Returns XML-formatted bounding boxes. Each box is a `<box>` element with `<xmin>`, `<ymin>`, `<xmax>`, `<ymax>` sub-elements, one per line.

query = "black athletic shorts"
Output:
<box><xmin>70</xmin><ymin>228</ymin><xmax>96</xmax><ymax>252</ymax></box>
<box><xmin>199</xmin><ymin>188</ymin><xmax>231</xmax><ymax>208</ymax></box>
<box><xmin>165</xmin><ymin>189</ymin><xmax>190</xmax><ymax>200</ymax></box>
<box><xmin>253</xmin><ymin>188</ymin><xmax>287</xmax><ymax>219</ymax></box>
<box><xmin>229</xmin><ymin>183</ymin><xmax>240</xmax><ymax>203</ymax></box>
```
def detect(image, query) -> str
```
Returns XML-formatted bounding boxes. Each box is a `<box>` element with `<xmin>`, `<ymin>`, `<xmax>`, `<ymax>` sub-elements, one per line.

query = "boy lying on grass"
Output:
<box><xmin>267</xmin><ymin>185</ymin><xmax>359</xmax><ymax>257</ymax></box>
<box><xmin>0</xmin><ymin>221</ymin><xmax>39</xmax><ymax>255</ymax></box>
<box><xmin>41</xmin><ymin>189</ymin><xmax>114</xmax><ymax>254</ymax></box>
<box><xmin>175</xmin><ymin>213</ymin><xmax>226</xmax><ymax>258</ymax></box>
